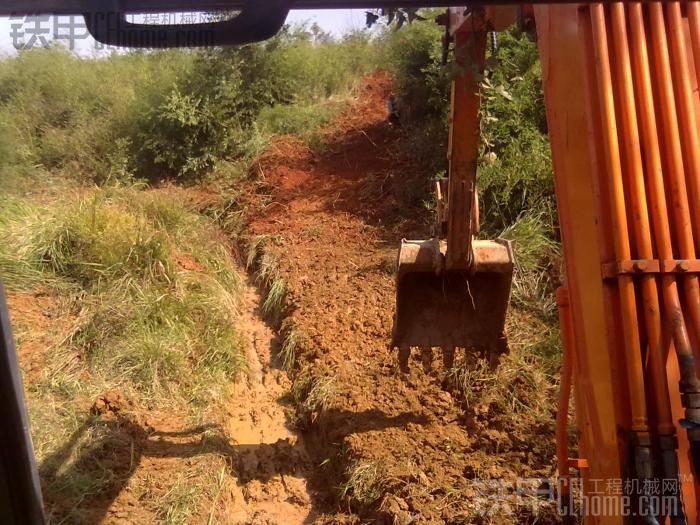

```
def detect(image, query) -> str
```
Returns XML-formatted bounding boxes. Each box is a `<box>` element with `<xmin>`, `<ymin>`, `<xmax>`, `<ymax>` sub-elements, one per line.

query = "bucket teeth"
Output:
<box><xmin>442</xmin><ymin>347</ymin><xmax>456</xmax><ymax>369</ymax></box>
<box><xmin>398</xmin><ymin>346</ymin><xmax>410</xmax><ymax>373</ymax></box>
<box><xmin>420</xmin><ymin>347</ymin><xmax>434</xmax><ymax>372</ymax></box>
<box><xmin>393</xmin><ymin>344</ymin><xmax>507</xmax><ymax>373</ymax></box>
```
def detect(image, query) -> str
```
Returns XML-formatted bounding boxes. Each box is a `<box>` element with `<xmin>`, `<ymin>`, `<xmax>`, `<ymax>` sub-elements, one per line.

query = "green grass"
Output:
<box><xmin>279</xmin><ymin>319</ymin><xmax>305</xmax><ymax>372</ymax></box>
<box><xmin>257</xmin><ymin>102</ymin><xmax>338</xmax><ymax>138</ymax></box>
<box><xmin>1</xmin><ymin>186</ymin><xmax>247</xmax><ymax>522</ymax></box>
<box><xmin>261</xmin><ymin>276</ymin><xmax>286</xmax><ymax>322</ymax></box>
<box><xmin>499</xmin><ymin>214</ymin><xmax>560</xmax><ymax>318</ymax></box>
<box><xmin>246</xmin><ymin>240</ymin><xmax>288</xmax><ymax>323</ymax></box>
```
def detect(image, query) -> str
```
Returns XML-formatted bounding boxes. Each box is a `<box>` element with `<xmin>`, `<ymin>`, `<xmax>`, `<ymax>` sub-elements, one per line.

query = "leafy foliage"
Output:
<box><xmin>0</xmin><ymin>27</ymin><xmax>377</xmax><ymax>185</ymax></box>
<box><xmin>478</xmin><ymin>30</ymin><xmax>555</xmax><ymax>235</ymax></box>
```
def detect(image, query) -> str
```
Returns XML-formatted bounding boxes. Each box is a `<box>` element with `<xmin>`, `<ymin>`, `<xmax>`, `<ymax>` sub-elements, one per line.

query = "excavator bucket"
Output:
<box><xmin>391</xmin><ymin>238</ymin><xmax>514</xmax><ymax>358</ymax></box>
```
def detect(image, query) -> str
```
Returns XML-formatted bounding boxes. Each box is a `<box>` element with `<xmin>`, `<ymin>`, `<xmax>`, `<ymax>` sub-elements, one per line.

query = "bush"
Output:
<box><xmin>381</xmin><ymin>13</ymin><xmax>448</xmax><ymax>123</ymax></box>
<box><xmin>382</xmin><ymin>21</ymin><xmax>557</xmax><ymax>254</ymax></box>
<box><xmin>136</xmin><ymin>26</ymin><xmax>377</xmax><ymax>180</ymax></box>
<box><xmin>0</xmin><ymin>47</ymin><xmax>195</xmax><ymax>185</ymax></box>
<box><xmin>478</xmin><ymin>30</ymin><xmax>555</xmax><ymax>234</ymax></box>
<box><xmin>0</xmin><ymin>28</ymin><xmax>378</xmax><ymax>185</ymax></box>
<box><xmin>380</xmin><ymin>12</ymin><xmax>449</xmax><ymax>176</ymax></box>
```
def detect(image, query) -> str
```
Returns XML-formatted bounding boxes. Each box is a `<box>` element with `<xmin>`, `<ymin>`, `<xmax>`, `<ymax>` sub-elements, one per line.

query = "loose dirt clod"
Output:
<box><xmin>92</xmin><ymin>390</ymin><xmax>133</xmax><ymax>418</ymax></box>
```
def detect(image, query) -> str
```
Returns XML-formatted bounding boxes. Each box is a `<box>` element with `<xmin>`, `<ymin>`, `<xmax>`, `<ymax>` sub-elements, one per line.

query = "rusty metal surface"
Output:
<box><xmin>392</xmin><ymin>239</ymin><xmax>513</xmax><ymax>350</ymax></box>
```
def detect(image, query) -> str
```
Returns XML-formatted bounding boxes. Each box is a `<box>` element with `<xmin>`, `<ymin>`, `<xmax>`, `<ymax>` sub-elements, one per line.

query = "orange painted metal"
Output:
<box><xmin>567</xmin><ymin>458</ymin><xmax>590</xmax><ymax>469</ymax></box>
<box><xmin>555</xmin><ymin>287</ymin><xmax>574</xmax><ymax>502</ymax></box>
<box><xmin>609</xmin><ymin>3</ymin><xmax>675</xmax><ymax>443</ymax></box>
<box><xmin>667</xmin><ymin>3</ymin><xmax>700</xmax><ymax>250</ymax></box>
<box><xmin>538</xmin><ymin>3</ymin><xmax>700</xmax><ymax>523</ymax></box>
<box><xmin>647</xmin><ymin>3</ymin><xmax>700</xmax><ymax>368</ymax></box>
<box><xmin>666</xmin><ymin>3</ymin><xmax>700</xmax><ymax>391</ymax></box>
<box><xmin>590</xmin><ymin>3</ymin><xmax>649</xmax><ymax>435</ymax></box>
<box><xmin>535</xmin><ymin>5</ymin><xmax>624</xmax><ymax>524</ymax></box>
<box><xmin>445</xmin><ymin>26</ymin><xmax>485</xmax><ymax>270</ymax></box>
<box><xmin>690</xmin><ymin>2</ymin><xmax>700</xmax><ymax>94</ymax></box>
<box><xmin>601</xmin><ymin>259</ymin><xmax>700</xmax><ymax>278</ymax></box>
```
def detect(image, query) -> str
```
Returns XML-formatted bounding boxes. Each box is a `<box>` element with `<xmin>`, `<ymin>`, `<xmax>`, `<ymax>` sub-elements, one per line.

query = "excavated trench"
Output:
<box><xmin>235</xmin><ymin>72</ymin><xmax>558</xmax><ymax>524</ymax></box>
<box><xmin>224</xmin><ymin>277</ymin><xmax>316</xmax><ymax>524</ymax></box>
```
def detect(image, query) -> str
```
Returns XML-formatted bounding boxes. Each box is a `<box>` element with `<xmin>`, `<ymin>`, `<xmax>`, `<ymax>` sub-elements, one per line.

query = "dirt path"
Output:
<box><xmin>243</xmin><ymin>72</ymin><xmax>556</xmax><ymax>524</ymax></box>
<box><xmin>225</xmin><ymin>277</ymin><xmax>315</xmax><ymax>524</ymax></box>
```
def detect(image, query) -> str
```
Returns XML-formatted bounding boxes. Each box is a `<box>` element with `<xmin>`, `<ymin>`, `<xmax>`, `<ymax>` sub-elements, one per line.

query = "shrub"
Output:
<box><xmin>478</xmin><ymin>30</ymin><xmax>555</xmax><ymax>234</ymax></box>
<box><xmin>0</xmin><ymin>30</ymin><xmax>376</xmax><ymax>185</ymax></box>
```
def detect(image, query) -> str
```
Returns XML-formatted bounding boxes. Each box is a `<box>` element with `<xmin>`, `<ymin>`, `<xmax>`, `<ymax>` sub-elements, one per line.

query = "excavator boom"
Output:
<box><xmin>392</xmin><ymin>6</ymin><xmax>515</xmax><ymax>365</ymax></box>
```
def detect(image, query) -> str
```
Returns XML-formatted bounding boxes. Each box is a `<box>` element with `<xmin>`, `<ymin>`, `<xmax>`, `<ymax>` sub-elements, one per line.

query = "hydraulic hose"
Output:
<box><xmin>648</xmin><ymin>2</ymin><xmax>700</xmax><ymax>479</ymax></box>
<box><xmin>689</xmin><ymin>2</ymin><xmax>700</xmax><ymax>98</ymax></box>
<box><xmin>666</xmin><ymin>1</ymin><xmax>700</xmax><ymax>480</ymax></box>
<box><xmin>667</xmin><ymin>3</ymin><xmax>700</xmax><ymax>251</ymax></box>
<box><xmin>614</xmin><ymin>4</ymin><xmax>685</xmax><ymax>521</ymax></box>
<box><xmin>590</xmin><ymin>6</ymin><xmax>657</xmax><ymax>523</ymax></box>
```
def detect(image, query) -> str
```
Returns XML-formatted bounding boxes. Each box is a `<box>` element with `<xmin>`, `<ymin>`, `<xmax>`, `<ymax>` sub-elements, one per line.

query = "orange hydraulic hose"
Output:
<box><xmin>668</xmin><ymin>2</ymin><xmax>700</xmax><ymax>242</ymax></box>
<box><xmin>667</xmin><ymin>2</ymin><xmax>700</xmax><ymax>357</ymax></box>
<box><xmin>625</xmin><ymin>7</ymin><xmax>690</xmax><ymax>522</ymax></box>
<box><xmin>555</xmin><ymin>287</ymin><xmax>573</xmax><ymax>505</ymax></box>
<box><xmin>610</xmin><ymin>3</ymin><xmax>674</xmax><ymax>437</ymax></box>
<box><xmin>591</xmin><ymin>3</ymin><xmax>649</xmax><ymax>433</ymax></box>
<box><xmin>648</xmin><ymin>3</ymin><xmax>700</xmax><ymax>394</ymax></box>
<box><xmin>688</xmin><ymin>1</ymin><xmax>700</xmax><ymax>120</ymax></box>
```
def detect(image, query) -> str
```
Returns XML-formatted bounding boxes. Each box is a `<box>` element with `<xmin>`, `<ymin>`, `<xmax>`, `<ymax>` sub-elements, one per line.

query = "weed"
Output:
<box><xmin>279</xmin><ymin>319</ymin><xmax>305</xmax><ymax>371</ymax></box>
<box><xmin>290</xmin><ymin>370</ymin><xmax>337</xmax><ymax>422</ymax></box>
<box><xmin>340</xmin><ymin>460</ymin><xmax>387</xmax><ymax>506</ymax></box>
<box><xmin>261</xmin><ymin>276</ymin><xmax>286</xmax><ymax>322</ymax></box>
<box><xmin>305</xmin><ymin>132</ymin><xmax>327</xmax><ymax>154</ymax></box>
<box><xmin>447</xmin><ymin>309</ymin><xmax>559</xmax><ymax>430</ymax></box>
<box><xmin>157</xmin><ymin>473</ymin><xmax>202</xmax><ymax>525</ymax></box>
<box><xmin>303</xmin><ymin>376</ymin><xmax>337</xmax><ymax>416</ymax></box>
<box><xmin>500</xmin><ymin>215</ymin><xmax>560</xmax><ymax>318</ymax></box>
<box><xmin>257</xmin><ymin>102</ymin><xmax>337</xmax><ymax>138</ymax></box>
<box><xmin>245</xmin><ymin>235</ymin><xmax>269</xmax><ymax>270</ymax></box>
<box><xmin>1</xmin><ymin>185</ymin><xmax>247</xmax><ymax>460</ymax></box>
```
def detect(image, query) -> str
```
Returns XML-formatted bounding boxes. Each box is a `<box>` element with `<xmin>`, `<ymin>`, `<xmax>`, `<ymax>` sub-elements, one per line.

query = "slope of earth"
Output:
<box><xmin>243</xmin><ymin>72</ymin><xmax>558</xmax><ymax>524</ymax></box>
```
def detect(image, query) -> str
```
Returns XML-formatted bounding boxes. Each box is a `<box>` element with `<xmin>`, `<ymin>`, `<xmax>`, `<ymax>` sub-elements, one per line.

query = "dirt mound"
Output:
<box><xmin>92</xmin><ymin>390</ymin><xmax>134</xmax><ymax>419</ymax></box>
<box><xmin>244</xmin><ymin>72</ymin><xmax>556</xmax><ymax>523</ymax></box>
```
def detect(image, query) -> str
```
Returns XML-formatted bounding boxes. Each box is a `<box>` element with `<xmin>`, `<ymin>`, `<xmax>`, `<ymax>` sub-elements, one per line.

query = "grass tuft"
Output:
<box><xmin>340</xmin><ymin>460</ymin><xmax>387</xmax><ymax>506</ymax></box>
<box><xmin>279</xmin><ymin>319</ymin><xmax>305</xmax><ymax>372</ymax></box>
<box><xmin>500</xmin><ymin>214</ymin><xmax>560</xmax><ymax>318</ymax></box>
<box><xmin>261</xmin><ymin>276</ymin><xmax>286</xmax><ymax>322</ymax></box>
<box><xmin>2</xmin><ymin>185</ymin><xmax>247</xmax><ymax>429</ymax></box>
